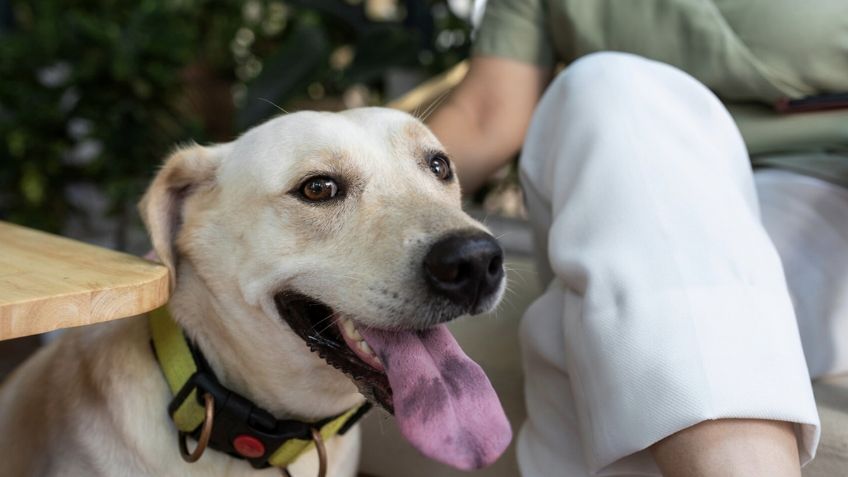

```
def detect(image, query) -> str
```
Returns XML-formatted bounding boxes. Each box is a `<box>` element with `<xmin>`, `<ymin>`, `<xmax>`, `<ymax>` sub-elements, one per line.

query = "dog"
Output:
<box><xmin>0</xmin><ymin>108</ymin><xmax>512</xmax><ymax>476</ymax></box>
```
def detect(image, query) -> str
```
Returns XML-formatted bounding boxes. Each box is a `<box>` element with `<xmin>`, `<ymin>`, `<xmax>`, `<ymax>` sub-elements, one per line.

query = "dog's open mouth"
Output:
<box><xmin>272</xmin><ymin>292</ymin><xmax>393</xmax><ymax>411</ymax></box>
<box><xmin>273</xmin><ymin>291</ymin><xmax>512</xmax><ymax>470</ymax></box>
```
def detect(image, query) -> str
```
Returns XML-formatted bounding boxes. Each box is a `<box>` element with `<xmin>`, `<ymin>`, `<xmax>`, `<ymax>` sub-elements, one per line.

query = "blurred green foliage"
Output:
<box><xmin>0</xmin><ymin>0</ymin><xmax>470</xmax><ymax>245</ymax></box>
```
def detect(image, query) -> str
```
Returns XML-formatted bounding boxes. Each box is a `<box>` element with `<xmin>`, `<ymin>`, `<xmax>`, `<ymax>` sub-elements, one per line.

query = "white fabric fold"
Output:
<box><xmin>517</xmin><ymin>52</ymin><xmax>824</xmax><ymax>476</ymax></box>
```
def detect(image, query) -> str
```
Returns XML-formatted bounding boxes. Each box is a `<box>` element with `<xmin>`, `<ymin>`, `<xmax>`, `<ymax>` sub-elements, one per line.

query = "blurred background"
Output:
<box><xmin>0</xmin><ymin>0</ymin><xmax>509</xmax><ymax>254</ymax></box>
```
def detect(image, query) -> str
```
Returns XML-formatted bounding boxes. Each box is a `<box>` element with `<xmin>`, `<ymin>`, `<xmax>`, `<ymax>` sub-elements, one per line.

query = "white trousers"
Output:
<box><xmin>517</xmin><ymin>52</ymin><xmax>848</xmax><ymax>476</ymax></box>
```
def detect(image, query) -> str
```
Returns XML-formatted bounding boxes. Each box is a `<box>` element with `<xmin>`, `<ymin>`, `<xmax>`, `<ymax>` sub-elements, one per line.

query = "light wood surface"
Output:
<box><xmin>0</xmin><ymin>221</ymin><xmax>169</xmax><ymax>340</ymax></box>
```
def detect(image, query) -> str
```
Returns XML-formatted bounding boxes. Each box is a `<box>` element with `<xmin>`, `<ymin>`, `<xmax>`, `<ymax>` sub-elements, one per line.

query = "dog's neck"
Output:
<box><xmin>166</xmin><ymin>261</ymin><xmax>364</xmax><ymax>421</ymax></box>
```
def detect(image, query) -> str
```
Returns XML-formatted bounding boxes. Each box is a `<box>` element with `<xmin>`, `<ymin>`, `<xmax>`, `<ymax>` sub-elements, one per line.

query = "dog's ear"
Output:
<box><xmin>139</xmin><ymin>143</ymin><xmax>223</xmax><ymax>291</ymax></box>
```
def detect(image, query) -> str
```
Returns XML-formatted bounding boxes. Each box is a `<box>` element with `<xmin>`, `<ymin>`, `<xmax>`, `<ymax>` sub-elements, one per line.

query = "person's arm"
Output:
<box><xmin>427</xmin><ymin>56</ymin><xmax>551</xmax><ymax>194</ymax></box>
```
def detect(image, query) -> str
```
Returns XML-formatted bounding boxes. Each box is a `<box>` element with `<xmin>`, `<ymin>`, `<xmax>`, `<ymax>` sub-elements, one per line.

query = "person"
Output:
<box><xmin>427</xmin><ymin>1</ymin><xmax>848</xmax><ymax>476</ymax></box>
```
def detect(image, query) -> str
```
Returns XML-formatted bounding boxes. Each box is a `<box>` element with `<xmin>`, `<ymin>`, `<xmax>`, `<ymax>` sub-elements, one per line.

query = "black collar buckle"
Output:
<box><xmin>169</xmin><ymin>366</ymin><xmax>371</xmax><ymax>469</ymax></box>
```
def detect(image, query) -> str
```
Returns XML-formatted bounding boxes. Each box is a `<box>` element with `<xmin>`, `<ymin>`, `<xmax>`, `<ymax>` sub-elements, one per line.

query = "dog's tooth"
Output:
<box><xmin>342</xmin><ymin>318</ymin><xmax>356</xmax><ymax>338</ymax></box>
<box><xmin>341</xmin><ymin>317</ymin><xmax>364</xmax><ymax>342</ymax></box>
<box><xmin>358</xmin><ymin>340</ymin><xmax>374</xmax><ymax>357</ymax></box>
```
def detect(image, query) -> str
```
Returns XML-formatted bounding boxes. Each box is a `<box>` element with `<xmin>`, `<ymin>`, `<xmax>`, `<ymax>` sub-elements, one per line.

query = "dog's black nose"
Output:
<box><xmin>423</xmin><ymin>230</ymin><xmax>504</xmax><ymax>310</ymax></box>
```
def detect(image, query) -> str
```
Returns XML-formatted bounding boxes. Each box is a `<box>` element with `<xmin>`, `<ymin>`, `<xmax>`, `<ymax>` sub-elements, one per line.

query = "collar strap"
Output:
<box><xmin>149</xmin><ymin>307</ymin><xmax>371</xmax><ymax>470</ymax></box>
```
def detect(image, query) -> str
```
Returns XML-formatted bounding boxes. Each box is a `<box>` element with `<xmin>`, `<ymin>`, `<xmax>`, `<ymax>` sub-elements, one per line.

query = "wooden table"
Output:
<box><xmin>0</xmin><ymin>221</ymin><xmax>169</xmax><ymax>340</ymax></box>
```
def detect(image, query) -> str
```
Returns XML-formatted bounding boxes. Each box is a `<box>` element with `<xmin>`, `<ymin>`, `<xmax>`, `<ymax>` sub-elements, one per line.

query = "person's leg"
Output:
<box><xmin>517</xmin><ymin>52</ymin><xmax>819</xmax><ymax>476</ymax></box>
<box><xmin>650</xmin><ymin>168</ymin><xmax>848</xmax><ymax>476</ymax></box>
<box><xmin>650</xmin><ymin>418</ymin><xmax>800</xmax><ymax>477</ymax></box>
<box><xmin>754</xmin><ymin>168</ymin><xmax>848</xmax><ymax>380</ymax></box>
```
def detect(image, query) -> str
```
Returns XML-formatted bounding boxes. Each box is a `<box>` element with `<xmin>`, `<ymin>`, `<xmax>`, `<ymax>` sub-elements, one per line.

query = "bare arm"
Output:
<box><xmin>650</xmin><ymin>419</ymin><xmax>801</xmax><ymax>477</ymax></box>
<box><xmin>427</xmin><ymin>56</ymin><xmax>551</xmax><ymax>194</ymax></box>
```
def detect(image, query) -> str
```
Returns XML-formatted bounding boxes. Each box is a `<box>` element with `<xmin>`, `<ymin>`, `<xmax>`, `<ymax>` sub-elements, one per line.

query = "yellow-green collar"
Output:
<box><xmin>149</xmin><ymin>307</ymin><xmax>370</xmax><ymax>470</ymax></box>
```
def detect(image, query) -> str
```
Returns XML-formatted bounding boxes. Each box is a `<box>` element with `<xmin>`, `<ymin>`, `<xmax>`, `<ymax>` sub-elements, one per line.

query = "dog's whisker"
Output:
<box><xmin>418</xmin><ymin>95</ymin><xmax>441</xmax><ymax>122</ymax></box>
<box><xmin>310</xmin><ymin>315</ymin><xmax>337</xmax><ymax>332</ymax></box>
<box><xmin>494</xmin><ymin>305</ymin><xmax>507</xmax><ymax>321</ymax></box>
<box><xmin>258</xmin><ymin>97</ymin><xmax>290</xmax><ymax>115</ymax></box>
<box><xmin>505</xmin><ymin>276</ymin><xmax>530</xmax><ymax>288</ymax></box>
<box><xmin>501</xmin><ymin>281</ymin><xmax>523</xmax><ymax>300</ymax></box>
<box><xmin>479</xmin><ymin>213</ymin><xmax>492</xmax><ymax>228</ymax></box>
<box><xmin>315</xmin><ymin>310</ymin><xmax>346</xmax><ymax>335</ymax></box>
<box><xmin>504</xmin><ymin>262</ymin><xmax>534</xmax><ymax>271</ymax></box>
<box><xmin>509</xmin><ymin>276</ymin><xmax>530</xmax><ymax>287</ymax></box>
<box><xmin>303</xmin><ymin>308</ymin><xmax>346</xmax><ymax>336</ymax></box>
<box><xmin>501</xmin><ymin>297</ymin><xmax>521</xmax><ymax>313</ymax></box>
<box><xmin>504</xmin><ymin>265</ymin><xmax>526</xmax><ymax>275</ymax></box>
<box><xmin>504</xmin><ymin>264</ymin><xmax>532</xmax><ymax>276</ymax></box>
<box><xmin>419</xmin><ymin>89</ymin><xmax>452</xmax><ymax>122</ymax></box>
<box><xmin>503</xmin><ymin>268</ymin><xmax>530</xmax><ymax>284</ymax></box>
<box><xmin>499</xmin><ymin>292</ymin><xmax>518</xmax><ymax>311</ymax></box>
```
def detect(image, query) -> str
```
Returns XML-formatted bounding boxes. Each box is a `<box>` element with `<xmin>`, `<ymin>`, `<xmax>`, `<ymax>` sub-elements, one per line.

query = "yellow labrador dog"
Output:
<box><xmin>0</xmin><ymin>108</ymin><xmax>511</xmax><ymax>476</ymax></box>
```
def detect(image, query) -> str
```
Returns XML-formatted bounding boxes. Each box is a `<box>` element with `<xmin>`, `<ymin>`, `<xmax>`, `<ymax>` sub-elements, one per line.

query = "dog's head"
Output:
<box><xmin>140</xmin><ymin>108</ymin><xmax>510</xmax><ymax>469</ymax></box>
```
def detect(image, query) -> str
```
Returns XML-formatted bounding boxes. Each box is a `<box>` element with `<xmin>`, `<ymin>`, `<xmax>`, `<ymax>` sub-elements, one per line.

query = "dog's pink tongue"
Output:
<box><xmin>359</xmin><ymin>325</ymin><xmax>511</xmax><ymax>470</ymax></box>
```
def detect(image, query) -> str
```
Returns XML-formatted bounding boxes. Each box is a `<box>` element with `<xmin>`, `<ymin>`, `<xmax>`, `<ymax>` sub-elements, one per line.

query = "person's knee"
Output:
<box><xmin>546</xmin><ymin>52</ymin><xmax>711</xmax><ymax>111</ymax></box>
<box><xmin>520</xmin><ymin>51</ymin><xmax>747</xmax><ymax>202</ymax></box>
<box><xmin>522</xmin><ymin>53</ymin><xmax>685</xmax><ymax>176</ymax></box>
<box><xmin>553</xmin><ymin>51</ymin><xmax>657</xmax><ymax>92</ymax></box>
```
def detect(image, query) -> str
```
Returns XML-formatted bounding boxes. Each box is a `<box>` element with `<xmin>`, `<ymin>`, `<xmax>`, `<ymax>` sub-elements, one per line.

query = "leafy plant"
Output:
<box><xmin>0</xmin><ymin>0</ymin><xmax>470</xmax><ymax>247</ymax></box>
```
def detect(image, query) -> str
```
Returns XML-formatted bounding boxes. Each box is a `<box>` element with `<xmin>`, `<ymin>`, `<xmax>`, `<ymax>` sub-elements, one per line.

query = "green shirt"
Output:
<box><xmin>473</xmin><ymin>0</ymin><xmax>848</xmax><ymax>186</ymax></box>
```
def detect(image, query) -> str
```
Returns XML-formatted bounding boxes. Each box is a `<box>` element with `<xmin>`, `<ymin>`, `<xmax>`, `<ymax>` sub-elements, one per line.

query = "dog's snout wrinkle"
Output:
<box><xmin>423</xmin><ymin>230</ymin><xmax>504</xmax><ymax>313</ymax></box>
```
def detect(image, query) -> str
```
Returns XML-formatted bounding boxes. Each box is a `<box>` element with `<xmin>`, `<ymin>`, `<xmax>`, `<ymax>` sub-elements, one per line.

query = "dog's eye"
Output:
<box><xmin>300</xmin><ymin>177</ymin><xmax>339</xmax><ymax>202</ymax></box>
<box><xmin>429</xmin><ymin>153</ymin><xmax>452</xmax><ymax>181</ymax></box>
